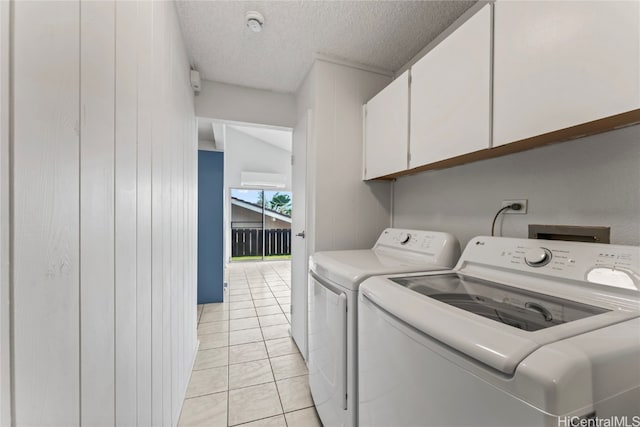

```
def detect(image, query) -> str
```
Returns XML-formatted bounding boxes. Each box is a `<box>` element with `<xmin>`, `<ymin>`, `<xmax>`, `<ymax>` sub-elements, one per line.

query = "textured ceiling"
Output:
<box><xmin>175</xmin><ymin>0</ymin><xmax>476</xmax><ymax>93</ymax></box>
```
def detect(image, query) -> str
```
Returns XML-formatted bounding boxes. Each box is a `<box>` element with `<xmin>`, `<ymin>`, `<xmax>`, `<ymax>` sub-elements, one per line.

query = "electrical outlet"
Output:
<box><xmin>502</xmin><ymin>199</ymin><xmax>528</xmax><ymax>214</ymax></box>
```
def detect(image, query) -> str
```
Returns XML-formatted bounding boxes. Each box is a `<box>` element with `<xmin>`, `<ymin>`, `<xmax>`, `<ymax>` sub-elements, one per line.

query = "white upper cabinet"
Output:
<box><xmin>363</xmin><ymin>70</ymin><xmax>409</xmax><ymax>179</ymax></box>
<box><xmin>409</xmin><ymin>4</ymin><xmax>492</xmax><ymax>168</ymax></box>
<box><xmin>493</xmin><ymin>1</ymin><xmax>640</xmax><ymax>147</ymax></box>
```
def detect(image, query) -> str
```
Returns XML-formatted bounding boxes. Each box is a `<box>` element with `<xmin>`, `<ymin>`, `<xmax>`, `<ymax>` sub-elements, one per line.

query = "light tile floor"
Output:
<box><xmin>179</xmin><ymin>261</ymin><xmax>323</xmax><ymax>427</ymax></box>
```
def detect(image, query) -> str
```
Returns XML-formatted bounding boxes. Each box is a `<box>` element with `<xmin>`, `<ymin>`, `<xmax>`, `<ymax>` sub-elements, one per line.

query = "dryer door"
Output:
<box><xmin>308</xmin><ymin>272</ymin><xmax>348</xmax><ymax>425</ymax></box>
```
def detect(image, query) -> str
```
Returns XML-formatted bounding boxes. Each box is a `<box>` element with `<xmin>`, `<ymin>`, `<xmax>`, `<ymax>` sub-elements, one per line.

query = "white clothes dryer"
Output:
<box><xmin>308</xmin><ymin>228</ymin><xmax>461</xmax><ymax>427</ymax></box>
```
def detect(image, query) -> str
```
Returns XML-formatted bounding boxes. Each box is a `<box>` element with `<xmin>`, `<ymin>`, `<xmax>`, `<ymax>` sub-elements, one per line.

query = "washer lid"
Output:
<box><xmin>391</xmin><ymin>273</ymin><xmax>609</xmax><ymax>331</ymax></box>
<box><xmin>310</xmin><ymin>249</ymin><xmax>449</xmax><ymax>291</ymax></box>
<box><xmin>361</xmin><ymin>275</ymin><xmax>640</xmax><ymax>375</ymax></box>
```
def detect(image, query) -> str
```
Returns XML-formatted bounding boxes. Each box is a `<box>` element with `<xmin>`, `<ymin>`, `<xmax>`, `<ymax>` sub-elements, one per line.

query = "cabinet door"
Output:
<box><xmin>493</xmin><ymin>1</ymin><xmax>640</xmax><ymax>147</ymax></box>
<box><xmin>363</xmin><ymin>71</ymin><xmax>409</xmax><ymax>179</ymax></box>
<box><xmin>409</xmin><ymin>4</ymin><xmax>491</xmax><ymax>168</ymax></box>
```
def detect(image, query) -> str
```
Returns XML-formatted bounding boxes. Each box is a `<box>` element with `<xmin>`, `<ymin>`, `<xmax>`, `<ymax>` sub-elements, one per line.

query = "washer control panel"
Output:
<box><xmin>524</xmin><ymin>247</ymin><xmax>553</xmax><ymax>267</ymax></box>
<box><xmin>462</xmin><ymin>237</ymin><xmax>640</xmax><ymax>291</ymax></box>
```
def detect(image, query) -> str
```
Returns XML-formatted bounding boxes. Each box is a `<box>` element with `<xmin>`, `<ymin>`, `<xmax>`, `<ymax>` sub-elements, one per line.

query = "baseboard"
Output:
<box><xmin>173</xmin><ymin>339</ymin><xmax>200</xmax><ymax>427</ymax></box>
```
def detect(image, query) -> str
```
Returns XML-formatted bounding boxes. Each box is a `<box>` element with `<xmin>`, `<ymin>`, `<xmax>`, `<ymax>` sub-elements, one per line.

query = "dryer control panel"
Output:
<box><xmin>375</xmin><ymin>228</ymin><xmax>452</xmax><ymax>252</ymax></box>
<box><xmin>374</xmin><ymin>228</ymin><xmax>461</xmax><ymax>269</ymax></box>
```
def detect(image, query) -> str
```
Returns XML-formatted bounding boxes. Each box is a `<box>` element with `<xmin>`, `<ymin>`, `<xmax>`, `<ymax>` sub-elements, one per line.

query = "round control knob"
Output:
<box><xmin>524</xmin><ymin>247</ymin><xmax>552</xmax><ymax>267</ymax></box>
<box><xmin>398</xmin><ymin>232</ymin><xmax>411</xmax><ymax>245</ymax></box>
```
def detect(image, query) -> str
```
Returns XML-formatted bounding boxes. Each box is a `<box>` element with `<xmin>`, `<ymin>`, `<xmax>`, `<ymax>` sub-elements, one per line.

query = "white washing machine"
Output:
<box><xmin>359</xmin><ymin>236</ymin><xmax>640</xmax><ymax>427</ymax></box>
<box><xmin>308</xmin><ymin>228</ymin><xmax>460</xmax><ymax>427</ymax></box>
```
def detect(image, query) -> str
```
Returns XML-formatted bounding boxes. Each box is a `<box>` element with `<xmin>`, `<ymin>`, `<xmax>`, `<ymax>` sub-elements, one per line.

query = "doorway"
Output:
<box><xmin>230</xmin><ymin>188</ymin><xmax>293</xmax><ymax>262</ymax></box>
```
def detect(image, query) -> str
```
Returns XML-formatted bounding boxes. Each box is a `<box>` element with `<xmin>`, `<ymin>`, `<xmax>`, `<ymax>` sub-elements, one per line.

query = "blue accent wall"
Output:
<box><xmin>198</xmin><ymin>150</ymin><xmax>224</xmax><ymax>304</ymax></box>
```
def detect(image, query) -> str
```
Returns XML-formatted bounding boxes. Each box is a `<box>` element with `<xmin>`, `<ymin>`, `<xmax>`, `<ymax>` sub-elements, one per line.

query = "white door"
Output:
<box><xmin>364</xmin><ymin>70</ymin><xmax>409</xmax><ymax>179</ymax></box>
<box><xmin>409</xmin><ymin>4</ymin><xmax>491</xmax><ymax>167</ymax></box>
<box><xmin>493</xmin><ymin>1</ymin><xmax>640</xmax><ymax>146</ymax></box>
<box><xmin>291</xmin><ymin>110</ymin><xmax>310</xmax><ymax>359</ymax></box>
<box><xmin>308</xmin><ymin>274</ymin><xmax>348</xmax><ymax>426</ymax></box>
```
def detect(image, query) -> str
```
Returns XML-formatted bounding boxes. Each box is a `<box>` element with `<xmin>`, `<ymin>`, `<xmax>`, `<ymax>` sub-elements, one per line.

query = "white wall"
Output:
<box><xmin>199</xmin><ymin>139</ymin><xmax>219</xmax><ymax>151</ymax></box>
<box><xmin>196</xmin><ymin>79</ymin><xmax>297</xmax><ymax>128</ymax></box>
<box><xmin>296</xmin><ymin>66</ymin><xmax>315</xmax><ymax>121</ymax></box>
<box><xmin>0</xmin><ymin>2</ymin><xmax>10</xmax><ymax>426</ymax></box>
<box><xmin>8</xmin><ymin>2</ymin><xmax>197</xmax><ymax>426</ymax></box>
<box><xmin>289</xmin><ymin>59</ymin><xmax>392</xmax><ymax>358</ymax></box>
<box><xmin>223</xmin><ymin>125</ymin><xmax>292</xmax><ymax>262</ymax></box>
<box><xmin>393</xmin><ymin>125</ymin><xmax>640</xmax><ymax>248</ymax></box>
<box><xmin>225</xmin><ymin>126</ymin><xmax>292</xmax><ymax>190</ymax></box>
<box><xmin>309</xmin><ymin>59</ymin><xmax>393</xmax><ymax>252</ymax></box>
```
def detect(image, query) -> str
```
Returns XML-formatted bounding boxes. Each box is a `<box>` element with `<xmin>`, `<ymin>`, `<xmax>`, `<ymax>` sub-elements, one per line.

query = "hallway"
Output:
<box><xmin>179</xmin><ymin>261</ymin><xmax>321</xmax><ymax>426</ymax></box>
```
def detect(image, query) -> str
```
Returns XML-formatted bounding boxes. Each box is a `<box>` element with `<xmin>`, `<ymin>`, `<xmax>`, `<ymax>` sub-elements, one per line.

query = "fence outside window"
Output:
<box><xmin>231</xmin><ymin>227</ymin><xmax>292</xmax><ymax>257</ymax></box>
<box><xmin>230</xmin><ymin>189</ymin><xmax>292</xmax><ymax>261</ymax></box>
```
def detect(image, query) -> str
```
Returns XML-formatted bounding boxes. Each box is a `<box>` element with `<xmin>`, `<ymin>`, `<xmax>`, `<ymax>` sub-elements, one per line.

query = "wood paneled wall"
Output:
<box><xmin>6</xmin><ymin>1</ymin><xmax>198</xmax><ymax>425</ymax></box>
<box><xmin>0</xmin><ymin>2</ymin><xmax>11</xmax><ymax>426</ymax></box>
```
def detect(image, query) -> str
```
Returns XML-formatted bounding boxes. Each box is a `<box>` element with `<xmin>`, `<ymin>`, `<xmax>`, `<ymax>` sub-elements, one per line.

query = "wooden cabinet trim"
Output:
<box><xmin>373</xmin><ymin>109</ymin><xmax>640</xmax><ymax>180</ymax></box>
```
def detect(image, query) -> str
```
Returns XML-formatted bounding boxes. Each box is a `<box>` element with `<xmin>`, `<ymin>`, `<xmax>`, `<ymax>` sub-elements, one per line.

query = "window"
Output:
<box><xmin>230</xmin><ymin>189</ymin><xmax>292</xmax><ymax>261</ymax></box>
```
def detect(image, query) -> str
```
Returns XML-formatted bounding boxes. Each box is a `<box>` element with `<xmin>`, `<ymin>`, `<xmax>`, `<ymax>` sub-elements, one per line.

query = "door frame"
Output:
<box><xmin>290</xmin><ymin>109</ymin><xmax>312</xmax><ymax>359</ymax></box>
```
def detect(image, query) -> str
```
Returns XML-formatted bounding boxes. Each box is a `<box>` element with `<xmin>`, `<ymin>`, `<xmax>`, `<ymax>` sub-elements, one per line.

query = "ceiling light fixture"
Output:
<box><xmin>246</xmin><ymin>11</ymin><xmax>264</xmax><ymax>33</ymax></box>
